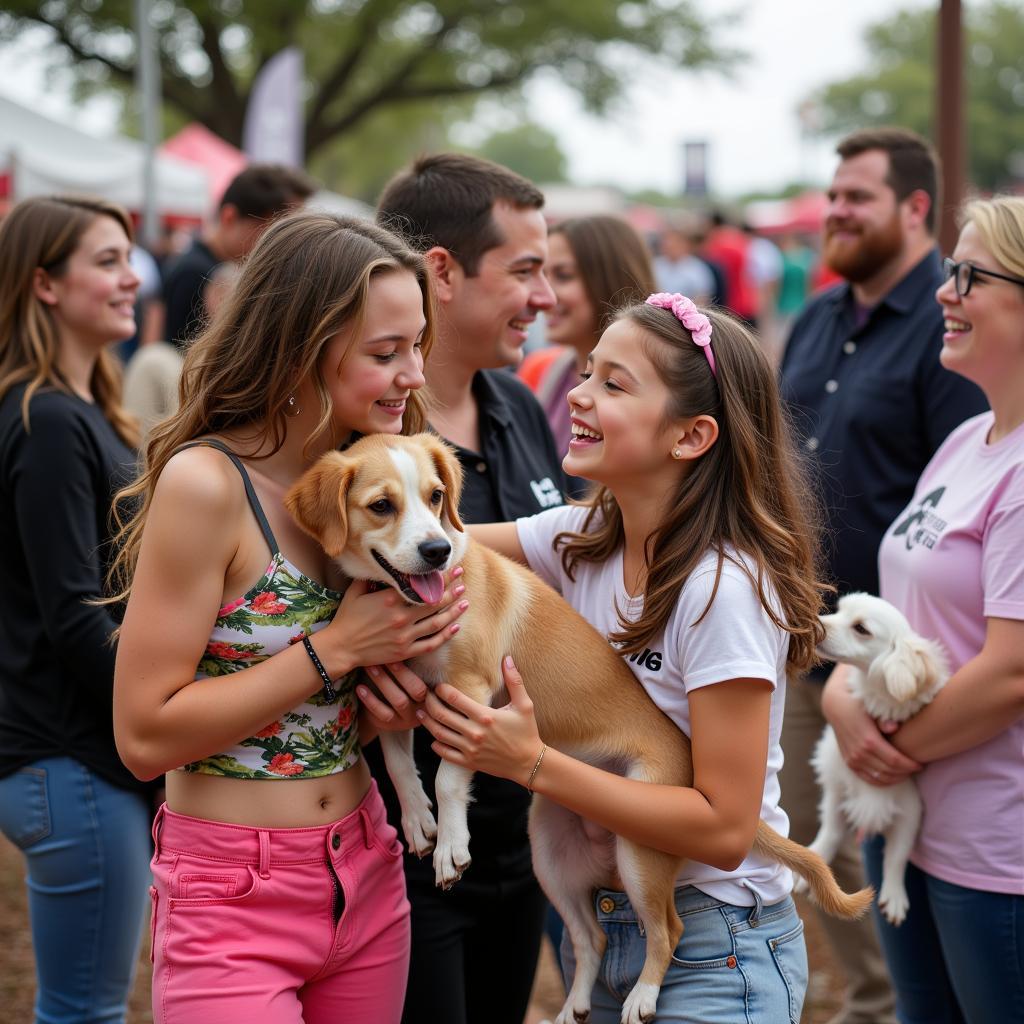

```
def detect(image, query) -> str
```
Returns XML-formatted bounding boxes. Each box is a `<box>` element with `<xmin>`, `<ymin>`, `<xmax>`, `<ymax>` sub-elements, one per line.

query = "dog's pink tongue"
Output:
<box><xmin>409</xmin><ymin>571</ymin><xmax>445</xmax><ymax>605</ymax></box>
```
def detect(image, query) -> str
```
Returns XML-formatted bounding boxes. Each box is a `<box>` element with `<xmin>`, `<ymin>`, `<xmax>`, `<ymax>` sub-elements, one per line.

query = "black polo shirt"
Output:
<box><xmin>781</xmin><ymin>249</ymin><xmax>987</xmax><ymax>676</ymax></box>
<box><xmin>366</xmin><ymin>368</ymin><xmax>567</xmax><ymax>879</ymax></box>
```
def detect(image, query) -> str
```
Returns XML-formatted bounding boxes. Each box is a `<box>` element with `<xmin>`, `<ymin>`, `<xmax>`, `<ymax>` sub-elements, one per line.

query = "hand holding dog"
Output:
<box><xmin>418</xmin><ymin>655</ymin><xmax>544</xmax><ymax>789</ymax></box>
<box><xmin>358</xmin><ymin>662</ymin><xmax>430</xmax><ymax>735</ymax></box>
<box><xmin>322</xmin><ymin>567</ymin><xmax>468</xmax><ymax>674</ymax></box>
<box><xmin>822</xmin><ymin>665</ymin><xmax>922</xmax><ymax>786</ymax></box>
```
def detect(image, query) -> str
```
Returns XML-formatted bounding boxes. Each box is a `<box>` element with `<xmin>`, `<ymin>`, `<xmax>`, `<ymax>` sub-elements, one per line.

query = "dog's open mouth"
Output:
<box><xmin>371</xmin><ymin>550</ymin><xmax>445</xmax><ymax>605</ymax></box>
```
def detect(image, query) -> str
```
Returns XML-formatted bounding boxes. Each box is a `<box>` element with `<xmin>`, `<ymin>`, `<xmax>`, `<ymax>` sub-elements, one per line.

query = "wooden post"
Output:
<box><xmin>936</xmin><ymin>0</ymin><xmax>965</xmax><ymax>255</ymax></box>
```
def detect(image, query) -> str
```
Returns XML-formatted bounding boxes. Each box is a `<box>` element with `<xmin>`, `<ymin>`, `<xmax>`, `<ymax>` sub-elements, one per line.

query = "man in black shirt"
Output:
<box><xmin>779</xmin><ymin>128</ymin><xmax>987</xmax><ymax>1024</ymax></box>
<box><xmin>371</xmin><ymin>153</ymin><xmax>566</xmax><ymax>1024</ymax></box>
<box><xmin>162</xmin><ymin>163</ymin><xmax>315</xmax><ymax>347</ymax></box>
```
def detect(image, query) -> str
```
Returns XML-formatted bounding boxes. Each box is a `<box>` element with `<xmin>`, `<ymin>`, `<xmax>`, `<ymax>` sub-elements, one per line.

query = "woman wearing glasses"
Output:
<box><xmin>823</xmin><ymin>195</ymin><xmax>1024</xmax><ymax>1023</ymax></box>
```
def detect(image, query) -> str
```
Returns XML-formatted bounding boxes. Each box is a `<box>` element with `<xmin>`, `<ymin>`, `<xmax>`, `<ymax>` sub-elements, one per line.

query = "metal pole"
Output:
<box><xmin>135</xmin><ymin>0</ymin><xmax>161</xmax><ymax>249</ymax></box>
<box><xmin>936</xmin><ymin>0</ymin><xmax>964</xmax><ymax>255</ymax></box>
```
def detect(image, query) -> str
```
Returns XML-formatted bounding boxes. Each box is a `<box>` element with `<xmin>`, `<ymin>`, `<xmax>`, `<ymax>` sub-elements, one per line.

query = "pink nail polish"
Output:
<box><xmin>454</xmin><ymin>584</ymin><xmax>466</xmax><ymax>597</ymax></box>
<box><xmin>450</xmin><ymin>623</ymin><xmax>461</xmax><ymax>635</ymax></box>
<box><xmin>459</xmin><ymin>600</ymin><xmax>469</xmax><ymax>611</ymax></box>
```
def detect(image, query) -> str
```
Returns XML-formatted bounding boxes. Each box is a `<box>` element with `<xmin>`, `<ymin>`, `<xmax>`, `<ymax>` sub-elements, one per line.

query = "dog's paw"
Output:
<box><xmin>401</xmin><ymin>806</ymin><xmax>437</xmax><ymax>858</ymax></box>
<box><xmin>620</xmin><ymin>982</ymin><xmax>658</xmax><ymax>1024</ymax></box>
<box><xmin>433</xmin><ymin>838</ymin><xmax>471</xmax><ymax>890</ymax></box>
<box><xmin>878</xmin><ymin>883</ymin><xmax>909</xmax><ymax>926</ymax></box>
<box><xmin>554</xmin><ymin>1000</ymin><xmax>590</xmax><ymax>1024</ymax></box>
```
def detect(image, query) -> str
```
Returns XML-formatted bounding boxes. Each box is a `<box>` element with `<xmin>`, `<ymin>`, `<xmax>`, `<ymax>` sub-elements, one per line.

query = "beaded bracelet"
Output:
<box><xmin>302</xmin><ymin>635</ymin><xmax>338</xmax><ymax>703</ymax></box>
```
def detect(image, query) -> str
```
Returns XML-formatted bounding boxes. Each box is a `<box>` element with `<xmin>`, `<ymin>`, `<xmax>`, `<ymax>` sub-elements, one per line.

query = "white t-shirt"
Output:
<box><xmin>516</xmin><ymin>503</ymin><xmax>792</xmax><ymax>907</ymax></box>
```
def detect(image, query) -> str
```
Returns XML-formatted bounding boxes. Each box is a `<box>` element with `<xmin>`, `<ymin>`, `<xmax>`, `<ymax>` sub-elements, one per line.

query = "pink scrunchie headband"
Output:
<box><xmin>645</xmin><ymin>292</ymin><xmax>716</xmax><ymax>378</ymax></box>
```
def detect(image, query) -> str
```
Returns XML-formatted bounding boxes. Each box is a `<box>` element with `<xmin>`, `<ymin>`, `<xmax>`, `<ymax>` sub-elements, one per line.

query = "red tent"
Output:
<box><xmin>160</xmin><ymin>123</ymin><xmax>248</xmax><ymax>208</ymax></box>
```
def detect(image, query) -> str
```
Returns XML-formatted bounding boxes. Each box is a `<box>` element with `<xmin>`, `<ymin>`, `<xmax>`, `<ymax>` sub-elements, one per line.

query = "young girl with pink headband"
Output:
<box><xmin>367</xmin><ymin>294</ymin><xmax>826</xmax><ymax>1022</ymax></box>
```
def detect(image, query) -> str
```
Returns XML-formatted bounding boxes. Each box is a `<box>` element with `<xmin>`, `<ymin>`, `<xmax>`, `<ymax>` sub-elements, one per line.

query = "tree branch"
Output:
<box><xmin>306</xmin><ymin>2</ymin><xmax>392</xmax><ymax>129</ymax></box>
<box><xmin>308</xmin><ymin>68</ymin><xmax>526</xmax><ymax>157</ymax></box>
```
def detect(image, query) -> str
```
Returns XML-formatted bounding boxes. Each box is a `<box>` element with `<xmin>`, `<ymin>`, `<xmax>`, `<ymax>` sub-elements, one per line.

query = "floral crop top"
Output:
<box><xmin>177</xmin><ymin>440</ymin><xmax>361</xmax><ymax>780</ymax></box>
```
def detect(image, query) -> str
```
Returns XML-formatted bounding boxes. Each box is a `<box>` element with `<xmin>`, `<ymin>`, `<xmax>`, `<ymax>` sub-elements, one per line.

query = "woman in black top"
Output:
<box><xmin>0</xmin><ymin>196</ymin><xmax>152</xmax><ymax>1023</ymax></box>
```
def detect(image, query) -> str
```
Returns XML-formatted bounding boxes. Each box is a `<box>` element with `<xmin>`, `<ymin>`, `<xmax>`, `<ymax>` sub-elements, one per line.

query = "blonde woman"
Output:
<box><xmin>825</xmin><ymin>196</ymin><xmax>1024</xmax><ymax>1022</ymax></box>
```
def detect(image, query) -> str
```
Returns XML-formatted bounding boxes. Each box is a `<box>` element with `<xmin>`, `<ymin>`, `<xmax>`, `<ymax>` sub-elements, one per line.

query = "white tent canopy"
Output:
<box><xmin>0</xmin><ymin>94</ymin><xmax>209</xmax><ymax>218</ymax></box>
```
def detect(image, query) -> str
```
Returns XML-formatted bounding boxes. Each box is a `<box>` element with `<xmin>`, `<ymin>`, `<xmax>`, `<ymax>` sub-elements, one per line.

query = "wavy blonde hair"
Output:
<box><xmin>556</xmin><ymin>304</ymin><xmax>828</xmax><ymax>675</ymax></box>
<box><xmin>0</xmin><ymin>195</ymin><xmax>138</xmax><ymax>446</ymax></box>
<box><xmin>108</xmin><ymin>212</ymin><xmax>436</xmax><ymax>602</ymax></box>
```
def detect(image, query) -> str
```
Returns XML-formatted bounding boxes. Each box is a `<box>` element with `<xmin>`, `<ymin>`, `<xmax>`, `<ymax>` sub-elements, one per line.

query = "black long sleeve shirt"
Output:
<box><xmin>0</xmin><ymin>383</ymin><xmax>149</xmax><ymax>793</ymax></box>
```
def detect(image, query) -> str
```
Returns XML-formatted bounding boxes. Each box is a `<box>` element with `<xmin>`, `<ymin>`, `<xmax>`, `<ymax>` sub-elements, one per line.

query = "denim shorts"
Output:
<box><xmin>561</xmin><ymin>884</ymin><xmax>807</xmax><ymax>1024</ymax></box>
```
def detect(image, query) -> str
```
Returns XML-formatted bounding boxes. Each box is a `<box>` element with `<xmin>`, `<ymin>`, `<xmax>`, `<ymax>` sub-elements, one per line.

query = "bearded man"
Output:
<box><xmin>777</xmin><ymin>127</ymin><xmax>986</xmax><ymax>1024</ymax></box>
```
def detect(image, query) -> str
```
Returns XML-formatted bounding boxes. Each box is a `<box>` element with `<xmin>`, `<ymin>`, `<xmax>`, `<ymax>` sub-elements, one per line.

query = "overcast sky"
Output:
<box><xmin>1</xmin><ymin>0</ymin><xmax>935</xmax><ymax>198</ymax></box>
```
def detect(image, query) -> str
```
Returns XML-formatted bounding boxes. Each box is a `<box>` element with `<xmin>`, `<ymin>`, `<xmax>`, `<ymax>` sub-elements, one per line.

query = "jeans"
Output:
<box><xmin>0</xmin><ymin>757</ymin><xmax>152</xmax><ymax>1024</ymax></box>
<box><xmin>561</xmin><ymin>885</ymin><xmax>807</xmax><ymax>1023</ymax></box>
<box><xmin>864</xmin><ymin>836</ymin><xmax>1024</xmax><ymax>1024</ymax></box>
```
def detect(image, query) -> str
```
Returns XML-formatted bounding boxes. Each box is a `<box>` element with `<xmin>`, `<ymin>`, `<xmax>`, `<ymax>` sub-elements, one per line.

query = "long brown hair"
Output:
<box><xmin>0</xmin><ymin>195</ymin><xmax>138</xmax><ymax>446</ymax></box>
<box><xmin>108</xmin><ymin>212</ymin><xmax>436</xmax><ymax>600</ymax></box>
<box><xmin>556</xmin><ymin>303</ymin><xmax>827</xmax><ymax>674</ymax></box>
<box><xmin>551</xmin><ymin>216</ymin><xmax>657</xmax><ymax>334</ymax></box>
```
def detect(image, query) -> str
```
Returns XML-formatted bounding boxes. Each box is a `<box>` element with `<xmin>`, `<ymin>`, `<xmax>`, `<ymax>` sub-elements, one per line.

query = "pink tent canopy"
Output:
<box><xmin>160</xmin><ymin>123</ymin><xmax>248</xmax><ymax>209</ymax></box>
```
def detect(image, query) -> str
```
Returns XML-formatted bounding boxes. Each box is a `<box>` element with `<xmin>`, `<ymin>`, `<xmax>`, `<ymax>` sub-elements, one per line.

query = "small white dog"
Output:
<box><xmin>807</xmin><ymin>592</ymin><xmax>948</xmax><ymax>925</ymax></box>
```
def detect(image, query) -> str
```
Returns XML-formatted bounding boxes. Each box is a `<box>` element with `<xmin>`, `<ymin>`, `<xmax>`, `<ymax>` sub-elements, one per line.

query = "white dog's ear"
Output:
<box><xmin>417</xmin><ymin>432</ymin><xmax>465</xmax><ymax>533</ymax></box>
<box><xmin>908</xmin><ymin>636</ymin><xmax>949</xmax><ymax>693</ymax></box>
<box><xmin>873</xmin><ymin>640</ymin><xmax>920</xmax><ymax>703</ymax></box>
<box><xmin>284</xmin><ymin>451</ymin><xmax>356</xmax><ymax>557</ymax></box>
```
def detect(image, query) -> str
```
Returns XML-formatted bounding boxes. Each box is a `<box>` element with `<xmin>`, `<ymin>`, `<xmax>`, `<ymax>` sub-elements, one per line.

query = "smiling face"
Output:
<box><xmin>563</xmin><ymin>319</ymin><xmax>684</xmax><ymax>489</ymax></box>
<box><xmin>318</xmin><ymin>269</ymin><xmax>428</xmax><ymax>436</ymax></box>
<box><xmin>544</xmin><ymin>231</ymin><xmax>597</xmax><ymax>354</ymax></box>
<box><xmin>936</xmin><ymin>221</ymin><xmax>1024</xmax><ymax>391</ymax></box>
<box><xmin>442</xmin><ymin>200</ymin><xmax>555</xmax><ymax>369</ymax></box>
<box><xmin>36</xmin><ymin>214</ymin><xmax>139</xmax><ymax>349</ymax></box>
<box><xmin>823</xmin><ymin>150</ymin><xmax>907</xmax><ymax>282</ymax></box>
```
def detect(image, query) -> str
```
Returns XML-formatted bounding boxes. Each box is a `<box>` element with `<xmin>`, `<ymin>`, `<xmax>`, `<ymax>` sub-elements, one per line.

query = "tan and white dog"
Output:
<box><xmin>286</xmin><ymin>432</ymin><xmax>872</xmax><ymax>1024</ymax></box>
<box><xmin>808</xmin><ymin>592</ymin><xmax>949</xmax><ymax>925</ymax></box>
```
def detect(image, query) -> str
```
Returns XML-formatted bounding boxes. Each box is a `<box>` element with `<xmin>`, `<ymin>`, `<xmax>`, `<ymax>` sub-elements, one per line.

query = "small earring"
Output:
<box><xmin>286</xmin><ymin>394</ymin><xmax>301</xmax><ymax>417</ymax></box>
<box><xmin>672</xmin><ymin>448</ymin><xmax>682</xmax><ymax>459</ymax></box>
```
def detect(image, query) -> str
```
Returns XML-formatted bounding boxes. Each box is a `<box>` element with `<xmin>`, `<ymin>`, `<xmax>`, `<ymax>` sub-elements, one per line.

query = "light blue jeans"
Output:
<box><xmin>560</xmin><ymin>884</ymin><xmax>807</xmax><ymax>1023</ymax></box>
<box><xmin>864</xmin><ymin>835</ymin><xmax>1024</xmax><ymax>1024</ymax></box>
<box><xmin>0</xmin><ymin>757</ymin><xmax>152</xmax><ymax>1024</ymax></box>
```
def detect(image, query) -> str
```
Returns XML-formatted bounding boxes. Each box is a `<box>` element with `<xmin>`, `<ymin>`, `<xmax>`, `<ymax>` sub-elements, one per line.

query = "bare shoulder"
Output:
<box><xmin>153</xmin><ymin>444</ymin><xmax>246</xmax><ymax>521</ymax></box>
<box><xmin>144</xmin><ymin>445</ymin><xmax>247</xmax><ymax>568</ymax></box>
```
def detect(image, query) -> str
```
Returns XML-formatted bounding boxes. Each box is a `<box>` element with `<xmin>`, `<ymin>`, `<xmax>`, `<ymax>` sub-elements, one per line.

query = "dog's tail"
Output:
<box><xmin>753</xmin><ymin>822</ymin><xmax>874</xmax><ymax>919</ymax></box>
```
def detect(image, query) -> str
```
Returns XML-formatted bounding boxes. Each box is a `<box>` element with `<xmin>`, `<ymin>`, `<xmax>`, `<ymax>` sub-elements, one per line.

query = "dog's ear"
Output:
<box><xmin>417</xmin><ymin>432</ymin><xmax>465</xmax><ymax>533</ymax></box>
<box><xmin>907</xmin><ymin>635</ymin><xmax>949</xmax><ymax>694</ymax></box>
<box><xmin>875</xmin><ymin>636</ymin><xmax>937</xmax><ymax>703</ymax></box>
<box><xmin>283</xmin><ymin>451</ymin><xmax>355</xmax><ymax>558</ymax></box>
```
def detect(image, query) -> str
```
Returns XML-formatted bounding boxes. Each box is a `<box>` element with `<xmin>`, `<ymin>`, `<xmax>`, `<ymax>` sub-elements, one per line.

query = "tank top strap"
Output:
<box><xmin>174</xmin><ymin>439</ymin><xmax>281</xmax><ymax>556</ymax></box>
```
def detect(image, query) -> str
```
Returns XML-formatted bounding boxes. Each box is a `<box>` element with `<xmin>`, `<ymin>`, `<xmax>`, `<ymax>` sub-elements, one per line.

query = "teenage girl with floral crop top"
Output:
<box><xmin>111</xmin><ymin>213</ymin><xmax>467</xmax><ymax>1024</ymax></box>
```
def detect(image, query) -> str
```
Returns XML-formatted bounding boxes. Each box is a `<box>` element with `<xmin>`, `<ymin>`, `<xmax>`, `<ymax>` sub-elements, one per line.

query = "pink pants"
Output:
<box><xmin>149</xmin><ymin>780</ymin><xmax>410</xmax><ymax>1023</ymax></box>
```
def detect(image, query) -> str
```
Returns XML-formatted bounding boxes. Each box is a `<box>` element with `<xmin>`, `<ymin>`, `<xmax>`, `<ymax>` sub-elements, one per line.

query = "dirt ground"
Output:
<box><xmin>1</xmin><ymin>832</ymin><xmax>847</xmax><ymax>1023</ymax></box>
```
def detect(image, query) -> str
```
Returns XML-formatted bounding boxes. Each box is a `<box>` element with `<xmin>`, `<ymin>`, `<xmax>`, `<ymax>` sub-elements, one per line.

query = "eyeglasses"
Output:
<box><xmin>943</xmin><ymin>257</ymin><xmax>1024</xmax><ymax>297</ymax></box>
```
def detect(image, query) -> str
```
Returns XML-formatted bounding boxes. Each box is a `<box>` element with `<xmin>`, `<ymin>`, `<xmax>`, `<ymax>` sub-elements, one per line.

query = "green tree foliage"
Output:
<box><xmin>1</xmin><ymin>1</ymin><xmax>732</xmax><ymax>161</ymax></box>
<box><xmin>808</xmin><ymin>2</ymin><xmax>1024</xmax><ymax>191</ymax></box>
<box><xmin>476</xmin><ymin>122</ymin><xmax>569</xmax><ymax>184</ymax></box>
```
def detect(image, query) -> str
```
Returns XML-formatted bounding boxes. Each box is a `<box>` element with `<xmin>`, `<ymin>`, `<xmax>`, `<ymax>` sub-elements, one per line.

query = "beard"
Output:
<box><xmin>823</xmin><ymin>212</ymin><xmax>904</xmax><ymax>282</ymax></box>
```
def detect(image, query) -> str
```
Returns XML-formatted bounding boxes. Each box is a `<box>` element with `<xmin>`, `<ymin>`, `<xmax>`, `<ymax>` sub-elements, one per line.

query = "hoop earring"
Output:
<box><xmin>285</xmin><ymin>395</ymin><xmax>301</xmax><ymax>418</ymax></box>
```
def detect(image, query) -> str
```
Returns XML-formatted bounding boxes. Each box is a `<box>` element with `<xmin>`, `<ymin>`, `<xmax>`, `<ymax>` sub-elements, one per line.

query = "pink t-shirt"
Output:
<box><xmin>879</xmin><ymin>411</ymin><xmax>1024</xmax><ymax>894</ymax></box>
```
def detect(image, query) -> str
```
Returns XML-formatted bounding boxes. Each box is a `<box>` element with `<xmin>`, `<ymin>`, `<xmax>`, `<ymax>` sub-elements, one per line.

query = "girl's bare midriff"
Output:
<box><xmin>165</xmin><ymin>757</ymin><xmax>374</xmax><ymax>829</ymax></box>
